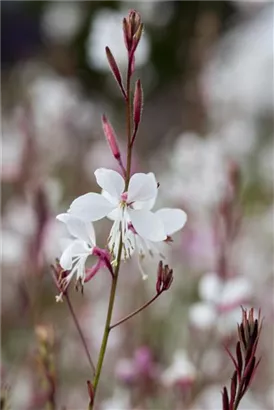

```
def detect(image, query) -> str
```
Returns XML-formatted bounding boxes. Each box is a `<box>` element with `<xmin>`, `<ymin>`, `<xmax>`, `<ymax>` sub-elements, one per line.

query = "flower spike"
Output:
<box><xmin>221</xmin><ymin>307</ymin><xmax>263</xmax><ymax>410</ymax></box>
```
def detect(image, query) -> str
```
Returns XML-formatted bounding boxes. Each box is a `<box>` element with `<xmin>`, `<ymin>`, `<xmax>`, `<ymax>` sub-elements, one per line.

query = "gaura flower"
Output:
<box><xmin>55</xmin><ymin>213</ymin><xmax>96</xmax><ymax>301</ymax></box>
<box><xmin>68</xmin><ymin>168</ymin><xmax>187</xmax><ymax>262</ymax></box>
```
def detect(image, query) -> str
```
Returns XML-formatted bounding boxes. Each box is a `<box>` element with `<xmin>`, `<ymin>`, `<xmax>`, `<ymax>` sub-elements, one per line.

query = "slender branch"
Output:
<box><xmin>110</xmin><ymin>293</ymin><xmax>161</xmax><ymax>330</ymax></box>
<box><xmin>65</xmin><ymin>292</ymin><xmax>96</xmax><ymax>376</ymax></box>
<box><xmin>50</xmin><ymin>267</ymin><xmax>96</xmax><ymax>376</ymax></box>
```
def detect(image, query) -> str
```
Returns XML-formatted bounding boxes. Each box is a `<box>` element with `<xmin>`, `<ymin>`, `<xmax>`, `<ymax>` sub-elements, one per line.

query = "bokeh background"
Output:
<box><xmin>1</xmin><ymin>1</ymin><xmax>273</xmax><ymax>409</ymax></box>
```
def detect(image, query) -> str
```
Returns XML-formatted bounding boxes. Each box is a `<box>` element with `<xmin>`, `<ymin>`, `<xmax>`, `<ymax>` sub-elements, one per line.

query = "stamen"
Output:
<box><xmin>138</xmin><ymin>254</ymin><xmax>148</xmax><ymax>280</ymax></box>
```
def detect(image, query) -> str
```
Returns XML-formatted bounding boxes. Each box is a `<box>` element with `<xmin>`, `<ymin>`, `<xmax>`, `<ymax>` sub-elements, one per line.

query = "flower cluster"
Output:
<box><xmin>55</xmin><ymin>10</ymin><xmax>187</xmax><ymax>301</ymax></box>
<box><xmin>56</xmin><ymin>168</ymin><xmax>186</xmax><ymax>297</ymax></box>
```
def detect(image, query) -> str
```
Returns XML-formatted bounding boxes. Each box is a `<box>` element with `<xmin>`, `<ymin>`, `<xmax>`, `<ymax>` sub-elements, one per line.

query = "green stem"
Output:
<box><xmin>91</xmin><ymin>243</ymin><xmax>123</xmax><ymax>398</ymax></box>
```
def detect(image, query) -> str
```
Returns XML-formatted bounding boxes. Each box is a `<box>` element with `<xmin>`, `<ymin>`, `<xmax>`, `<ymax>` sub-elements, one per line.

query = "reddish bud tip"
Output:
<box><xmin>133</xmin><ymin>79</ymin><xmax>143</xmax><ymax>130</ymax></box>
<box><xmin>102</xmin><ymin>115</ymin><xmax>121</xmax><ymax>160</ymax></box>
<box><xmin>105</xmin><ymin>47</ymin><xmax>126</xmax><ymax>98</ymax></box>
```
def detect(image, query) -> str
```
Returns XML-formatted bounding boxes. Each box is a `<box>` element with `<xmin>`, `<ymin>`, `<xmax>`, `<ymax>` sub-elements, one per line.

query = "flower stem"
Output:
<box><xmin>91</xmin><ymin>241</ymin><xmax>123</xmax><ymax>401</ymax></box>
<box><xmin>65</xmin><ymin>292</ymin><xmax>96</xmax><ymax>376</ymax></box>
<box><xmin>90</xmin><ymin>58</ymin><xmax>133</xmax><ymax>408</ymax></box>
<box><xmin>110</xmin><ymin>293</ymin><xmax>161</xmax><ymax>330</ymax></box>
<box><xmin>50</xmin><ymin>266</ymin><xmax>96</xmax><ymax>377</ymax></box>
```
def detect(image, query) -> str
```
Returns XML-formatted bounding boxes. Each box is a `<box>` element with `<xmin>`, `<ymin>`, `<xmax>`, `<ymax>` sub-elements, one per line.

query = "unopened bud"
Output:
<box><xmin>133</xmin><ymin>79</ymin><xmax>143</xmax><ymax>131</ymax></box>
<box><xmin>102</xmin><ymin>115</ymin><xmax>121</xmax><ymax>160</ymax></box>
<box><xmin>156</xmin><ymin>261</ymin><xmax>173</xmax><ymax>293</ymax></box>
<box><xmin>105</xmin><ymin>47</ymin><xmax>126</xmax><ymax>98</ymax></box>
<box><xmin>123</xmin><ymin>10</ymin><xmax>142</xmax><ymax>55</ymax></box>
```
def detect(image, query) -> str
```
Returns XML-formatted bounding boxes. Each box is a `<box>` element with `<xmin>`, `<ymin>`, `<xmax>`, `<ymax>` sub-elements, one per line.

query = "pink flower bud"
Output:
<box><xmin>133</xmin><ymin>79</ymin><xmax>143</xmax><ymax>130</ymax></box>
<box><xmin>102</xmin><ymin>114</ymin><xmax>121</xmax><ymax>160</ymax></box>
<box><xmin>105</xmin><ymin>47</ymin><xmax>126</xmax><ymax>98</ymax></box>
<box><xmin>123</xmin><ymin>10</ymin><xmax>142</xmax><ymax>55</ymax></box>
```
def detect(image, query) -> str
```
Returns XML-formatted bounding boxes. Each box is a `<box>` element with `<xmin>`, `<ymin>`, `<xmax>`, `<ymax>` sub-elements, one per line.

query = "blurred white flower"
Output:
<box><xmin>30</xmin><ymin>75</ymin><xmax>78</xmax><ymax>132</ymax></box>
<box><xmin>189</xmin><ymin>272</ymin><xmax>252</xmax><ymax>333</ymax></box>
<box><xmin>2</xmin><ymin>230</ymin><xmax>25</xmax><ymax>266</ymax></box>
<box><xmin>41</xmin><ymin>2</ymin><xmax>84</xmax><ymax>43</ymax></box>
<box><xmin>86</xmin><ymin>8</ymin><xmax>150</xmax><ymax>71</ymax></box>
<box><xmin>218</xmin><ymin>119</ymin><xmax>258</xmax><ymax>163</ymax></box>
<box><xmin>160</xmin><ymin>133</ymin><xmax>227</xmax><ymax>210</ymax></box>
<box><xmin>202</xmin><ymin>5</ymin><xmax>273</xmax><ymax>117</ymax></box>
<box><xmin>161</xmin><ymin>350</ymin><xmax>196</xmax><ymax>387</ymax></box>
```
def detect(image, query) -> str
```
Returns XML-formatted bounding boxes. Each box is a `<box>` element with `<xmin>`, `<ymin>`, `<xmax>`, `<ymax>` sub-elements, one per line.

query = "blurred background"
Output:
<box><xmin>1</xmin><ymin>1</ymin><xmax>273</xmax><ymax>409</ymax></box>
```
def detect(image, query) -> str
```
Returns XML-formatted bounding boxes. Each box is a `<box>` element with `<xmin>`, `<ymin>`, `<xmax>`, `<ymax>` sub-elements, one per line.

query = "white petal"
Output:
<box><xmin>95</xmin><ymin>168</ymin><xmax>125</xmax><ymax>200</ymax></box>
<box><xmin>156</xmin><ymin>208</ymin><xmax>187</xmax><ymax>235</ymax></box>
<box><xmin>59</xmin><ymin>240</ymin><xmax>88</xmax><ymax>270</ymax></box>
<box><xmin>132</xmin><ymin>197</ymin><xmax>156</xmax><ymax>211</ymax></box>
<box><xmin>107</xmin><ymin>208</ymin><xmax>120</xmax><ymax>221</ymax></box>
<box><xmin>128</xmin><ymin>209</ymin><xmax>166</xmax><ymax>242</ymax></box>
<box><xmin>69</xmin><ymin>193</ymin><xmax>115</xmax><ymax>221</ymax></box>
<box><xmin>127</xmin><ymin>172</ymin><xmax>158</xmax><ymax>203</ymax></box>
<box><xmin>57</xmin><ymin>213</ymin><xmax>96</xmax><ymax>245</ymax></box>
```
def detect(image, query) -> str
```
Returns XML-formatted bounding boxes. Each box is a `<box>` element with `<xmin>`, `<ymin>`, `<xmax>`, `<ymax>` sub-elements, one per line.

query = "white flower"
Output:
<box><xmin>68</xmin><ymin>168</ymin><xmax>187</xmax><ymax>261</ymax></box>
<box><xmin>161</xmin><ymin>350</ymin><xmax>196</xmax><ymax>387</ymax></box>
<box><xmin>56</xmin><ymin>213</ymin><xmax>96</xmax><ymax>300</ymax></box>
<box><xmin>188</xmin><ymin>272</ymin><xmax>252</xmax><ymax>334</ymax></box>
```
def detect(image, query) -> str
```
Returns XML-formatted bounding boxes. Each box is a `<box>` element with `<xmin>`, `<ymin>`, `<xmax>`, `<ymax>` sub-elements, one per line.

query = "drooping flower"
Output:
<box><xmin>68</xmin><ymin>168</ymin><xmax>187</xmax><ymax>262</ymax></box>
<box><xmin>55</xmin><ymin>213</ymin><xmax>96</xmax><ymax>300</ymax></box>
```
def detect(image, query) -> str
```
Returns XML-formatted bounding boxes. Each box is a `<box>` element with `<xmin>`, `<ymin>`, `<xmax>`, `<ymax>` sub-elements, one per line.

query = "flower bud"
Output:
<box><xmin>123</xmin><ymin>10</ymin><xmax>143</xmax><ymax>55</ymax></box>
<box><xmin>105</xmin><ymin>47</ymin><xmax>126</xmax><ymax>98</ymax></box>
<box><xmin>156</xmin><ymin>261</ymin><xmax>173</xmax><ymax>293</ymax></box>
<box><xmin>102</xmin><ymin>115</ymin><xmax>121</xmax><ymax>160</ymax></box>
<box><xmin>133</xmin><ymin>79</ymin><xmax>143</xmax><ymax>131</ymax></box>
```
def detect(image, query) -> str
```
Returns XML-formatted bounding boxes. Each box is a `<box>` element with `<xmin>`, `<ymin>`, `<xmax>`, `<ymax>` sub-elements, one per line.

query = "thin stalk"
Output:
<box><xmin>125</xmin><ymin>62</ymin><xmax>132</xmax><ymax>190</ymax></box>
<box><xmin>91</xmin><ymin>239</ymin><xmax>123</xmax><ymax>400</ymax></box>
<box><xmin>110</xmin><ymin>293</ymin><xmax>160</xmax><ymax>330</ymax></box>
<box><xmin>65</xmin><ymin>292</ymin><xmax>96</xmax><ymax>376</ymax></box>
<box><xmin>90</xmin><ymin>59</ymin><xmax>133</xmax><ymax>407</ymax></box>
<box><xmin>50</xmin><ymin>267</ymin><xmax>96</xmax><ymax>376</ymax></box>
